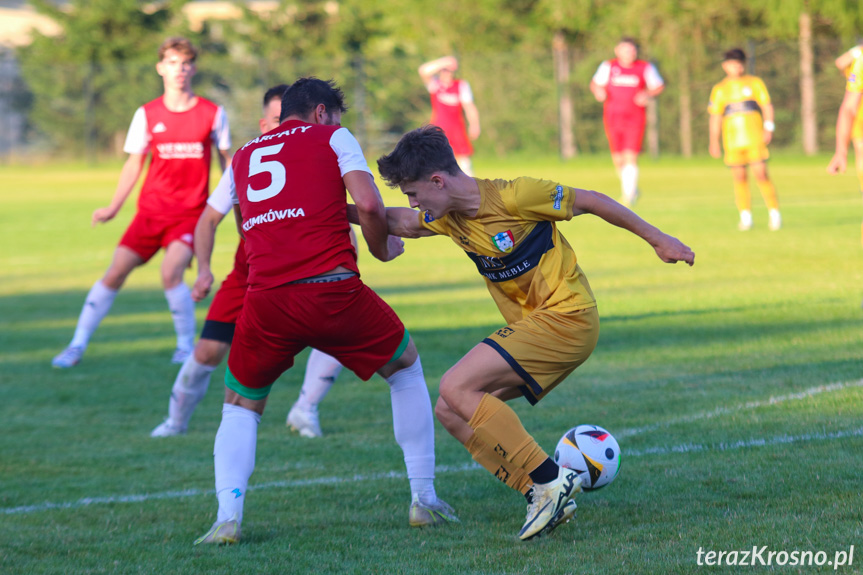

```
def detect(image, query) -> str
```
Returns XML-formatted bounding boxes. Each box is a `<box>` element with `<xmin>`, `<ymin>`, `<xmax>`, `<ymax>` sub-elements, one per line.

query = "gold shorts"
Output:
<box><xmin>482</xmin><ymin>305</ymin><xmax>599</xmax><ymax>405</ymax></box>
<box><xmin>724</xmin><ymin>143</ymin><xmax>769</xmax><ymax>167</ymax></box>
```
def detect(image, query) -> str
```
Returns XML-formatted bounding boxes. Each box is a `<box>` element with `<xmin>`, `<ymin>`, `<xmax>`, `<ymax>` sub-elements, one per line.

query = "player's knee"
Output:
<box><xmin>194</xmin><ymin>339</ymin><xmax>229</xmax><ymax>366</ymax></box>
<box><xmin>101</xmin><ymin>269</ymin><xmax>129</xmax><ymax>290</ymax></box>
<box><xmin>434</xmin><ymin>395</ymin><xmax>459</xmax><ymax>429</ymax></box>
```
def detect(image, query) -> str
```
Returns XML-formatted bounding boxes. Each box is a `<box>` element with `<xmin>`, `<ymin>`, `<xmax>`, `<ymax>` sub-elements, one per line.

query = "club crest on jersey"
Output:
<box><xmin>423</xmin><ymin>211</ymin><xmax>435</xmax><ymax>223</ymax></box>
<box><xmin>152</xmin><ymin>122</ymin><xmax>167</xmax><ymax>134</ymax></box>
<box><xmin>491</xmin><ymin>230</ymin><xmax>515</xmax><ymax>253</ymax></box>
<box><xmin>742</xmin><ymin>86</ymin><xmax>753</xmax><ymax>97</ymax></box>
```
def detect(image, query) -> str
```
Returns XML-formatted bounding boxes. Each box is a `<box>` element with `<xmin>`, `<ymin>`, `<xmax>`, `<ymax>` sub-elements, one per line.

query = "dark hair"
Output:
<box><xmin>619</xmin><ymin>36</ymin><xmax>639</xmax><ymax>51</ymax></box>
<box><xmin>158</xmin><ymin>37</ymin><xmax>197</xmax><ymax>62</ymax></box>
<box><xmin>280</xmin><ymin>77</ymin><xmax>347</xmax><ymax>122</ymax></box>
<box><xmin>723</xmin><ymin>48</ymin><xmax>746</xmax><ymax>63</ymax></box>
<box><xmin>377</xmin><ymin>125</ymin><xmax>461</xmax><ymax>188</ymax></box>
<box><xmin>263</xmin><ymin>84</ymin><xmax>289</xmax><ymax>110</ymax></box>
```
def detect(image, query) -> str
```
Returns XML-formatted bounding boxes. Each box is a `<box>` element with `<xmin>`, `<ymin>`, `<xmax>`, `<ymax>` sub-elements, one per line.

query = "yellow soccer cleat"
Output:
<box><xmin>518</xmin><ymin>468</ymin><xmax>582</xmax><ymax>541</ymax></box>
<box><xmin>408</xmin><ymin>494</ymin><xmax>460</xmax><ymax>527</ymax></box>
<box><xmin>194</xmin><ymin>515</ymin><xmax>240</xmax><ymax>546</ymax></box>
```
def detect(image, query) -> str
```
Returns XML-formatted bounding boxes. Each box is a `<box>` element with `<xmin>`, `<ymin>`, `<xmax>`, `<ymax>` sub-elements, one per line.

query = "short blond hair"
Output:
<box><xmin>158</xmin><ymin>37</ymin><xmax>197</xmax><ymax>62</ymax></box>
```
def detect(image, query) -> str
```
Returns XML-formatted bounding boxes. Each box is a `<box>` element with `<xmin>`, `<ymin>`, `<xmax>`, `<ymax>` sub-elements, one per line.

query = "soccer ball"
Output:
<box><xmin>553</xmin><ymin>424</ymin><xmax>620</xmax><ymax>490</ymax></box>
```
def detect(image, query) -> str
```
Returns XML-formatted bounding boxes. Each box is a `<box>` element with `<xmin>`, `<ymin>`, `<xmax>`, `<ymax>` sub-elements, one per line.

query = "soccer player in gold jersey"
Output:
<box><xmin>708</xmin><ymin>48</ymin><xmax>781</xmax><ymax>231</ymax></box>
<box><xmin>368</xmin><ymin>125</ymin><xmax>694</xmax><ymax>541</ymax></box>
<box><xmin>830</xmin><ymin>43</ymin><xmax>863</xmax><ymax>245</ymax></box>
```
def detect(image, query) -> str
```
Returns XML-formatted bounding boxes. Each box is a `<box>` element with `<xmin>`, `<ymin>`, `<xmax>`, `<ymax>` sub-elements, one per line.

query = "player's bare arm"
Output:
<box><xmin>419</xmin><ymin>56</ymin><xmax>458</xmax><ymax>87</ymax></box>
<box><xmin>344</xmin><ymin>170</ymin><xmax>402</xmax><ymax>262</ymax></box>
<box><xmin>217</xmin><ymin>149</ymin><xmax>231</xmax><ymax>173</ymax></box>
<box><xmin>835</xmin><ymin>46</ymin><xmax>861</xmax><ymax>71</ymax></box>
<box><xmin>708</xmin><ymin>114</ymin><xmax>723</xmax><ymax>159</ymax></box>
<box><xmin>761</xmin><ymin>102</ymin><xmax>775</xmax><ymax>145</ymax></box>
<box><xmin>589</xmin><ymin>80</ymin><xmax>607</xmax><ymax>103</ymax></box>
<box><xmin>828</xmin><ymin>90</ymin><xmax>862</xmax><ymax>174</ymax></box>
<box><xmin>464</xmin><ymin>100</ymin><xmax>481</xmax><ymax>140</ymax></box>
<box><xmin>191</xmin><ymin>205</ymin><xmax>227</xmax><ymax>301</ymax></box>
<box><xmin>91</xmin><ymin>153</ymin><xmax>146</xmax><ymax>227</ymax></box>
<box><xmin>572</xmin><ymin>188</ymin><xmax>695</xmax><ymax>266</ymax></box>
<box><xmin>346</xmin><ymin>204</ymin><xmax>434</xmax><ymax>240</ymax></box>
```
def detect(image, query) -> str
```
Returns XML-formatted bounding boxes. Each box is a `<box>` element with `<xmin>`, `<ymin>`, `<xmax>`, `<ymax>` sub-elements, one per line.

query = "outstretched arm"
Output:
<box><xmin>573</xmin><ymin>189</ymin><xmax>695</xmax><ymax>266</ymax></box>
<box><xmin>91</xmin><ymin>153</ymin><xmax>146</xmax><ymax>226</ymax></box>
<box><xmin>346</xmin><ymin>204</ymin><xmax>436</xmax><ymax>239</ymax></box>
<box><xmin>827</xmin><ymin>90</ymin><xmax>862</xmax><ymax>174</ymax></box>
<box><xmin>192</xmin><ymin>205</ymin><xmax>228</xmax><ymax>301</ymax></box>
<box><xmin>344</xmin><ymin>171</ymin><xmax>406</xmax><ymax>262</ymax></box>
<box><xmin>419</xmin><ymin>56</ymin><xmax>458</xmax><ymax>86</ymax></box>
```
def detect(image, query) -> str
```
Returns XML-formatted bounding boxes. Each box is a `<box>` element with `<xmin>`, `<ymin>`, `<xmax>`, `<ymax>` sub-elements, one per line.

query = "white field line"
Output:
<box><xmin>616</xmin><ymin>379</ymin><xmax>863</xmax><ymax>438</ymax></box>
<box><xmin>6</xmin><ymin>423</ymin><xmax>863</xmax><ymax>516</ymax></box>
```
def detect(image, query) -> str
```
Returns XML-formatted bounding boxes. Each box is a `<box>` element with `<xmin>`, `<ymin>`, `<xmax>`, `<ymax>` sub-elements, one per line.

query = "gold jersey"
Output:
<box><xmin>708</xmin><ymin>75</ymin><xmax>771</xmax><ymax>150</ymax></box>
<box><xmin>418</xmin><ymin>177</ymin><xmax>596</xmax><ymax>325</ymax></box>
<box><xmin>845</xmin><ymin>53</ymin><xmax>863</xmax><ymax>93</ymax></box>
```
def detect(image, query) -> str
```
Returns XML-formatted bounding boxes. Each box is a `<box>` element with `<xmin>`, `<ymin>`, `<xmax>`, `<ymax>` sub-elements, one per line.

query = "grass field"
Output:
<box><xmin>1</xmin><ymin>154</ymin><xmax>862</xmax><ymax>574</ymax></box>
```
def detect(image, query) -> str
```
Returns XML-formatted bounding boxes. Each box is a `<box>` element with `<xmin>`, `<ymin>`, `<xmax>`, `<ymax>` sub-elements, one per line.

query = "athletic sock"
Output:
<box><xmin>214</xmin><ymin>403</ymin><xmax>261</xmax><ymax>524</ymax></box>
<box><xmin>295</xmin><ymin>349</ymin><xmax>343</xmax><ymax>410</ymax></box>
<box><xmin>528</xmin><ymin>457</ymin><xmax>560</xmax><ymax>485</ymax></box>
<box><xmin>164</xmin><ymin>283</ymin><xmax>196</xmax><ymax>353</ymax></box>
<box><xmin>385</xmin><ymin>357</ymin><xmax>437</xmax><ymax>504</ymax></box>
<box><xmin>464</xmin><ymin>433</ymin><xmax>533</xmax><ymax>495</ymax></box>
<box><xmin>733</xmin><ymin>181</ymin><xmax>751</xmax><ymax>213</ymax></box>
<box><xmin>467</xmin><ymin>393</ymin><xmax>549</xmax><ymax>476</ymax></box>
<box><xmin>167</xmin><ymin>355</ymin><xmax>216</xmax><ymax>430</ymax></box>
<box><xmin>620</xmin><ymin>164</ymin><xmax>639</xmax><ymax>203</ymax></box>
<box><xmin>756</xmin><ymin>179</ymin><xmax>779</xmax><ymax>211</ymax></box>
<box><xmin>69</xmin><ymin>281</ymin><xmax>118</xmax><ymax>349</ymax></box>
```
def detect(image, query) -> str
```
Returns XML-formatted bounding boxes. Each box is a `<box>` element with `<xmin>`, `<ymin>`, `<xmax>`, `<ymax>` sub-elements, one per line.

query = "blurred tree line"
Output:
<box><xmin>13</xmin><ymin>0</ymin><xmax>863</xmax><ymax>159</ymax></box>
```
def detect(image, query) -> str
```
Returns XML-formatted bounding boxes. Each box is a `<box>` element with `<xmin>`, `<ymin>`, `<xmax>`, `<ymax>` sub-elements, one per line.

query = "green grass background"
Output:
<box><xmin>1</xmin><ymin>154</ymin><xmax>862</xmax><ymax>574</ymax></box>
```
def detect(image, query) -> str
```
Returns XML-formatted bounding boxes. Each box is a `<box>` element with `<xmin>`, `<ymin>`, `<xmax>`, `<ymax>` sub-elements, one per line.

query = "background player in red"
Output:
<box><xmin>419</xmin><ymin>56</ymin><xmax>481</xmax><ymax>176</ymax></box>
<box><xmin>590</xmin><ymin>37</ymin><xmax>664</xmax><ymax>207</ymax></box>
<box><xmin>195</xmin><ymin>78</ymin><xmax>457</xmax><ymax>545</ymax></box>
<box><xmin>150</xmin><ymin>84</ymin><xmax>349</xmax><ymax>439</ymax></box>
<box><xmin>52</xmin><ymin>37</ymin><xmax>231</xmax><ymax>369</ymax></box>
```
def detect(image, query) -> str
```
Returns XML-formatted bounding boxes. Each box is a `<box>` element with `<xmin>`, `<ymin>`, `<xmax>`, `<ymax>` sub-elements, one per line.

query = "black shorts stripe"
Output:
<box><xmin>200</xmin><ymin>320</ymin><xmax>235</xmax><ymax>344</ymax></box>
<box><xmin>481</xmin><ymin>337</ymin><xmax>542</xmax><ymax>404</ymax></box>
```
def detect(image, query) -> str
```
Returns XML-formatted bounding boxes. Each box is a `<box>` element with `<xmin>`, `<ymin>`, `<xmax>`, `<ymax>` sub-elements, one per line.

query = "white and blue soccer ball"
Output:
<box><xmin>553</xmin><ymin>424</ymin><xmax>621</xmax><ymax>490</ymax></box>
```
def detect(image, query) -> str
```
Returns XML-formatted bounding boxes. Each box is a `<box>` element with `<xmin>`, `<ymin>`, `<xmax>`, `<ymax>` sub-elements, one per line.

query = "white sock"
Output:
<box><xmin>621</xmin><ymin>164</ymin><xmax>639</xmax><ymax>202</ymax></box>
<box><xmin>70</xmin><ymin>281</ymin><xmax>118</xmax><ymax>349</ymax></box>
<box><xmin>166</xmin><ymin>355</ymin><xmax>216</xmax><ymax>430</ymax></box>
<box><xmin>214</xmin><ymin>403</ymin><xmax>260</xmax><ymax>524</ymax></box>
<box><xmin>385</xmin><ymin>357</ymin><xmax>437</xmax><ymax>504</ymax></box>
<box><xmin>164</xmin><ymin>284</ymin><xmax>196</xmax><ymax>352</ymax></box>
<box><xmin>295</xmin><ymin>349</ymin><xmax>343</xmax><ymax>410</ymax></box>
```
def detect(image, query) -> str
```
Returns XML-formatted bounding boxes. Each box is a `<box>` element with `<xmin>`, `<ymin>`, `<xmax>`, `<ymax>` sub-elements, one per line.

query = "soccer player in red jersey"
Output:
<box><xmin>419</xmin><ymin>56</ymin><xmax>481</xmax><ymax>176</ymax></box>
<box><xmin>194</xmin><ymin>78</ymin><xmax>457</xmax><ymax>545</ymax></box>
<box><xmin>52</xmin><ymin>37</ymin><xmax>231</xmax><ymax>369</ymax></box>
<box><xmin>150</xmin><ymin>85</ymin><xmax>348</xmax><ymax>439</ymax></box>
<box><xmin>590</xmin><ymin>37</ymin><xmax>664</xmax><ymax>207</ymax></box>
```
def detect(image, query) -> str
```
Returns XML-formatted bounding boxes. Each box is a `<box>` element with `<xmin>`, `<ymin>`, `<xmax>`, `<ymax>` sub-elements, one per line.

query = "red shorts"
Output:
<box><xmin>200</xmin><ymin>242</ymin><xmax>249</xmax><ymax>343</ymax></box>
<box><xmin>603</xmin><ymin>111</ymin><xmax>646</xmax><ymax>154</ymax></box>
<box><xmin>226</xmin><ymin>276</ymin><xmax>408</xmax><ymax>398</ymax></box>
<box><xmin>119</xmin><ymin>213</ymin><xmax>198</xmax><ymax>263</ymax></box>
<box><xmin>205</xmin><ymin>242</ymin><xmax>249</xmax><ymax>325</ymax></box>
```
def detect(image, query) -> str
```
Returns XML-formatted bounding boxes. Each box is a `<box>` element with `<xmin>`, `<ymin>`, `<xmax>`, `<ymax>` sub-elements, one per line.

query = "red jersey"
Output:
<box><xmin>229</xmin><ymin>120</ymin><xmax>371</xmax><ymax>291</ymax></box>
<box><xmin>123</xmin><ymin>96</ymin><xmax>230</xmax><ymax>219</ymax></box>
<box><xmin>592</xmin><ymin>59</ymin><xmax>664</xmax><ymax>117</ymax></box>
<box><xmin>429</xmin><ymin>78</ymin><xmax>473</xmax><ymax>156</ymax></box>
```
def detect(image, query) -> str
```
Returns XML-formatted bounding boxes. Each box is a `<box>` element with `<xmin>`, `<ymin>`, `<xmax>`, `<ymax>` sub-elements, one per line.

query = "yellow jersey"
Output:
<box><xmin>845</xmin><ymin>52</ymin><xmax>863</xmax><ymax>93</ymax></box>
<box><xmin>418</xmin><ymin>177</ymin><xmax>596</xmax><ymax>325</ymax></box>
<box><xmin>708</xmin><ymin>75</ymin><xmax>771</xmax><ymax>150</ymax></box>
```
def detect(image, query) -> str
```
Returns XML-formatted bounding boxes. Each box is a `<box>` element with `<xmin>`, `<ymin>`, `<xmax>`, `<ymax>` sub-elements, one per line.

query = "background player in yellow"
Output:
<box><xmin>369</xmin><ymin>125</ymin><xmax>694</xmax><ymax>541</ymax></box>
<box><xmin>708</xmin><ymin>48</ymin><xmax>781</xmax><ymax>232</ymax></box>
<box><xmin>831</xmin><ymin>43</ymin><xmax>863</xmax><ymax>245</ymax></box>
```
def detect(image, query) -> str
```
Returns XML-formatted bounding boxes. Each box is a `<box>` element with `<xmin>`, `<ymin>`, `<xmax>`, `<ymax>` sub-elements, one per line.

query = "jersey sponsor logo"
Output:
<box><xmin>465</xmin><ymin>221</ymin><xmax>554</xmax><ymax>283</ymax></box>
<box><xmin>723</xmin><ymin>100</ymin><xmax>762</xmax><ymax>117</ymax></box>
<box><xmin>492</xmin><ymin>230</ymin><xmax>515</xmax><ymax>253</ymax></box>
<box><xmin>435</xmin><ymin>92</ymin><xmax>461</xmax><ymax>107</ymax></box>
<box><xmin>609</xmin><ymin>72</ymin><xmax>641</xmax><ymax>87</ymax></box>
<box><xmin>152</xmin><ymin>121</ymin><xmax>167</xmax><ymax>134</ymax></box>
<box><xmin>742</xmin><ymin>86</ymin><xmax>753</xmax><ymax>97</ymax></box>
<box><xmin>552</xmin><ymin>185</ymin><xmax>564</xmax><ymax>210</ymax></box>
<box><xmin>156</xmin><ymin>142</ymin><xmax>205</xmax><ymax>159</ymax></box>
<box><xmin>423</xmin><ymin>211</ymin><xmax>435</xmax><ymax>223</ymax></box>
<box><xmin>242</xmin><ymin>207</ymin><xmax>306</xmax><ymax>232</ymax></box>
<box><xmin>240</xmin><ymin>124</ymin><xmax>312</xmax><ymax>151</ymax></box>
